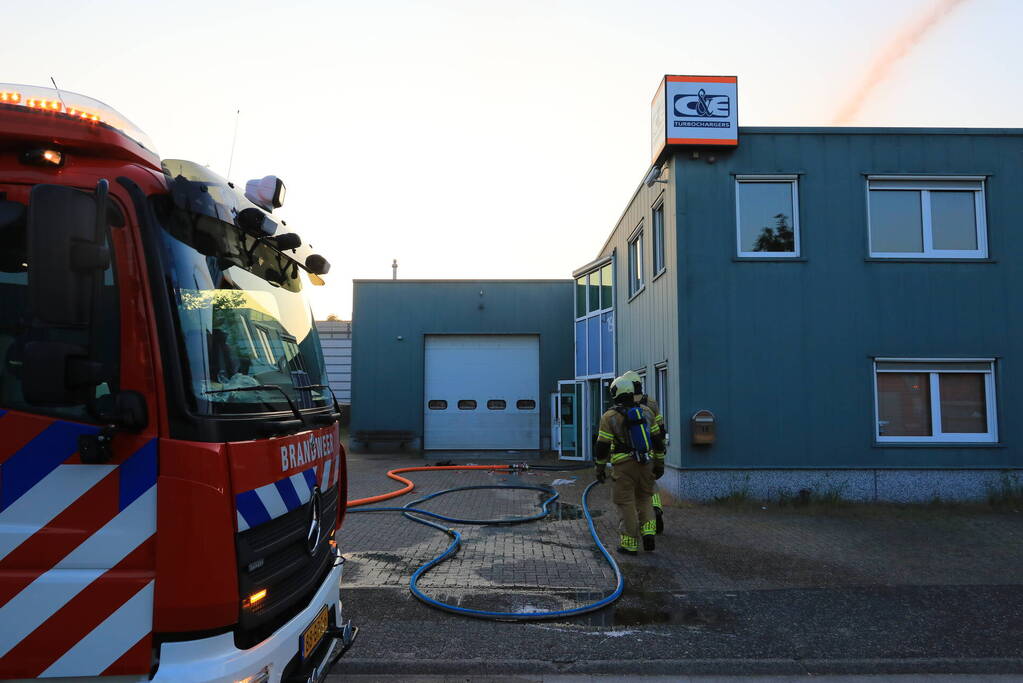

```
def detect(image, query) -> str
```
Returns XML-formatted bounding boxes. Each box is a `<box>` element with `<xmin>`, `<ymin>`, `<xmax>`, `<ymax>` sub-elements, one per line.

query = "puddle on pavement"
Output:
<box><xmin>568</xmin><ymin>590</ymin><xmax>734</xmax><ymax>629</ymax></box>
<box><xmin>354</xmin><ymin>551</ymin><xmax>406</xmax><ymax>564</ymax></box>
<box><xmin>422</xmin><ymin>589</ymin><xmax>732</xmax><ymax>628</ymax></box>
<box><xmin>542</xmin><ymin>501</ymin><xmax>604</xmax><ymax>521</ymax></box>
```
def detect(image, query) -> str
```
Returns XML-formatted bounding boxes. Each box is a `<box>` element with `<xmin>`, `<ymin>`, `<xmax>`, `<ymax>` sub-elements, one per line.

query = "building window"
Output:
<box><xmin>735</xmin><ymin>176</ymin><xmax>800</xmax><ymax>257</ymax></box>
<box><xmin>652</xmin><ymin>203</ymin><xmax>665</xmax><ymax>275</ymax></box>
<box><xmin>600</xmin><ymin>262</ymin><xmax>613</xmax><ymax>309</ymax></box>
<box><xmin>628</xmin><ymin>228</ymin><xmax>644</xmax><ymax>296</ymax></box>
<box><xmin>867</xmin><ymin>177</ymin><xmax>987</xmax><ymax>258</ymax></box>
<box><xmin>655</xmin><ymin>363</ymin><xmax>668</xmax><ymax>429</ymax></box>
<box><xmin>574</xmin><ymin>259</ymin><xmax>615</xmax><ymax>378</ymax></box>
<box><xmin>575</xmin><ymin>275</ymin><xmax>586</xmax><ymax>317</ymax></box>
<box><xmin>587</xmin><ymin>270</ymin><xmax>600</xmax><ymax>313</ymax></box>
<box><xmin>874</xmin><ymin>360</ymin><xmax>997</xmax><ymax>443</ymax></box>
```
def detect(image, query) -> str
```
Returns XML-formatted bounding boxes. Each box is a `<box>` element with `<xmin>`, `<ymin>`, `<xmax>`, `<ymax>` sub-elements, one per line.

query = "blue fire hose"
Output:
<box><xmin>347</xmin><ymin>475</ymin><xmax>623</xmax><ymax>621</ymax></box>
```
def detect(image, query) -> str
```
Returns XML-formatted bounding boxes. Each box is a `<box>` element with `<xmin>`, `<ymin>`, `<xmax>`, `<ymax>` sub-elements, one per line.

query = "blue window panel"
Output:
<box><xmin>575</xmin><ymin>320</ymin><xmax>586</xmax><ymax>377</ymax></box>
<box><xmin>600</xmin><ymin>311</ymin><xmax>614</xmax><ymax>373</ymax></box>
<box><xmin>586</xmin><ymin>316</ymin><xmax>600</xmax><ymax>375</ymax></box>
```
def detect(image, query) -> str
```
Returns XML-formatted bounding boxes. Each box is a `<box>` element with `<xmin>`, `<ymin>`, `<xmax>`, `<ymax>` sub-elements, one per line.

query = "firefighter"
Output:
<box><xmin>594</xmin><ymin>375</ymin><xmax>665</xmax><ymax>555</ymax></box>
<box><xmin>620</xmin><ymin>370</ymin><xmax>667</xmax><ymax>534</ymax></box>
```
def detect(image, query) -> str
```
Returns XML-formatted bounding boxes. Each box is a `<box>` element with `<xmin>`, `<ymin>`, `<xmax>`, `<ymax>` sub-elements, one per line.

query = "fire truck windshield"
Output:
<box><xmin>151</xmin><ymin>161</ymin><xmax>329</xmax><ymax>416</ymax></box>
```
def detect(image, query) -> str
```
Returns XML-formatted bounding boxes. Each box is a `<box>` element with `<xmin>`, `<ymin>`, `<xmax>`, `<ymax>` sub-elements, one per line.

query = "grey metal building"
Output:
<box><xmin>350</xmin><ymin>280</ymin><xmax>573</xmax><ymax>454</ymax></box>
<box><xmin>315</xmin><ymin>320</ymin><xmax>352</xmax><ymax>406</ymax></box>
<box><xmin>571</xmin><ymin>126</ymin><xmax>1023</xmax><ymax>501</ymax></box>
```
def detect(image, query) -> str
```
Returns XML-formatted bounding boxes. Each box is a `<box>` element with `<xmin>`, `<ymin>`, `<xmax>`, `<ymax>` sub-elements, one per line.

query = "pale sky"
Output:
<box><xmin>5</xmin><ymin>0</ymin><xmax>1019</xmax><ymax>319</ymax></box>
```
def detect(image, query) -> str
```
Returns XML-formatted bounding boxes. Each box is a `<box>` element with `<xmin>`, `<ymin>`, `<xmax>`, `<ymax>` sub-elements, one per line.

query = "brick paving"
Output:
<box><xmin>339</xmin><ymin>451</ymin><xmax>1023</xmax><ymax>602</ymax></box>
<box><xmin>341</xmin><ymin>461</ymin><xmax>615</xmax><ymax>599</ymax></box>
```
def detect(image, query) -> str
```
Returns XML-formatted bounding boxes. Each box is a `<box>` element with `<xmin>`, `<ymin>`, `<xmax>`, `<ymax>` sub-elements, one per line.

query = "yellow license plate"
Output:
<box><xmin>302</xmin><ymin>606</ymin><xmax>329</xmax><ymax>660</ymax></box>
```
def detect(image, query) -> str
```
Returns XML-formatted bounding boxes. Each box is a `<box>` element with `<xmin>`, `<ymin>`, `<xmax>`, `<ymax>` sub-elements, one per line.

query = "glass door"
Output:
<box><xmin>556</xmin><ymin>380</ymin><xmax>584</xmax><ymax>460</ymax></box>
<box><xmin>580</xmin><ymin>377</ymin><xmax>613</xmax><ymax>462</ymax></box>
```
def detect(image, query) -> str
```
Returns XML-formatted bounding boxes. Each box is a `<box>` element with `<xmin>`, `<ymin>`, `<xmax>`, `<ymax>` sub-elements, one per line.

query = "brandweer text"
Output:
<box><xmin>280</xmin><ymin>433</ymin><xmax>335</xmax><ymax>471</ymax></box>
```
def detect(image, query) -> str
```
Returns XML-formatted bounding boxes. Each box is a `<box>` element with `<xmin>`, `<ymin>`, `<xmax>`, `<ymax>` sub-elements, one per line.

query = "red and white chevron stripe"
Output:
<box><xmin>320</xmin><ymin>451</ymin><xmax>340</xmax><ymax>490</ymax></box>
<box><xmin>0</xmin><ymin>414</ymin><xmax>156</xmax><ymax>679</ymax></box>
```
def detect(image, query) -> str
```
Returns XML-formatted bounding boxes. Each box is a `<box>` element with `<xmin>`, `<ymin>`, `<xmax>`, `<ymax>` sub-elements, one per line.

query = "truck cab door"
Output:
<box><xmin>0</xmin><ymin>182</ymin><xmax>159</xmax><ymax>678</ymax></box>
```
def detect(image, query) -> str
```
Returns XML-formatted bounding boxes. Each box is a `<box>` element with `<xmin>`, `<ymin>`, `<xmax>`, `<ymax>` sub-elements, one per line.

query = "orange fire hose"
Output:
<box><xmin>346</xmin><ymin>465</ymin><xmax>514</xmax><ymax>508</ymax></box>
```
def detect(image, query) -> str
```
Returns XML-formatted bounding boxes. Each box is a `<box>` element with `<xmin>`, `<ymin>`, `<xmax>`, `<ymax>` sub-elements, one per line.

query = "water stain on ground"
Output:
<box><xmin>354</xmin><ymin>551</ymin><xmax>407</xmax><ymax>564</ymax></box>
<box><xmin>680</xmin><ymin>536</ymin><xmax>874</xmax><ymax>586</ymax></box>
<box><xmin>571</xmin><ymin>590</ymin><xmax>735</xmax><ymax>629</ymax></box>
<box><xmin>542</xmin><ymin>501</ymin><xmax>604</xmax><ymax>521</ymax></box>
<box><xmin>421</xmin><ymin>586</ymin><xmax>738</xmax><ymax>630</ymax></box>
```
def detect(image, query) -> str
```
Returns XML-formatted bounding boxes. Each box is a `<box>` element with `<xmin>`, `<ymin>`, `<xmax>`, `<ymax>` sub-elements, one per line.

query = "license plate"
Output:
<box><xmin>301</xmin><ymin>606</ymin><xmax>329</xmax><ymax>660</ymax></box>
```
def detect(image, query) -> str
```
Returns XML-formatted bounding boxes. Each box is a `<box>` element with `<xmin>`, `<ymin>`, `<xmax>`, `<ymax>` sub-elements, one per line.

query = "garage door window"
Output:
<box><xmin>428</xmin><ymin>400</ymin><xmax>447</xmax><ymax>410</ymax></box>
<box><xmin>516</xmin><ymin>399</ymin><xmax>536</xmax><ymax>410</ymax></box>
<box><xmin>458</xmin><ymin>399</ymin><xmax>477</xmax><ymax>410</ymax></box>
<box><xmin>487</xmin><ymin>399</ymin><xmax>506</xmax><ymax>410</ymax></box>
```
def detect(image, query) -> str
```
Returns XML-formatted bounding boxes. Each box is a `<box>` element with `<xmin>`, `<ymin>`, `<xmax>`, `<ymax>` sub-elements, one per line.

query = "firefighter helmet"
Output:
<box><xmin>609</xmin><ymin>375</ymin><xmax>637</xmax><ymax>404</ymax></box>
<box><xmin>620</xmin><ymin>370</ymin><xmax>643</xmax><ymax>394</ymax></box>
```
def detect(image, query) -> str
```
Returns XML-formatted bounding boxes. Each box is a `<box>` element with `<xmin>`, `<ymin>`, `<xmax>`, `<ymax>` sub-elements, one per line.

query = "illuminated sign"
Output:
<box><xmin>651</xmin><ymin>75</ymin><xmax>738</xmax><ymax>161</ymax></box>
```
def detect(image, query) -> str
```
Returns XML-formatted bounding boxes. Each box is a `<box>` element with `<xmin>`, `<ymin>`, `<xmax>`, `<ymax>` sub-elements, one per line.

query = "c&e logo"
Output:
<box><xmin>673</xmin><ymin>89</ymin><xmax>730</xmax><ymax>118</ymax></box>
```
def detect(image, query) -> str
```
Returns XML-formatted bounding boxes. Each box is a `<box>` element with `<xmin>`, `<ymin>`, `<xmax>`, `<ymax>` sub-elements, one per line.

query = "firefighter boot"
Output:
<box><xmin>617</xmin><ymin>534</ymin><xmax>638</xmax><ymax>556</ymax></box>
<box><xmin>652</xmin><ymin>492</ymin><xmax>664</xmax><ymax>534</ymax></box>
<box><xmin>642</xmin><ymin>519</ymin><xmax>656</xmax><ymax>551</ymax></box>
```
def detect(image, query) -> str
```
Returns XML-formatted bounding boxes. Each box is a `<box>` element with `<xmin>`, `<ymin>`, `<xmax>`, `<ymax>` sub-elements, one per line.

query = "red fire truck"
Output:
<box><xmin>0</xmin><ymin>84</ymin><xmax>353</xmax><ymax>682</ymax></box>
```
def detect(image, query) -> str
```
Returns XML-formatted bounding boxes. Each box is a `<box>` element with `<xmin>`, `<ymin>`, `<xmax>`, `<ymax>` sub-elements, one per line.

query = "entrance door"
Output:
<box><xmin>549</xmin><ymin>393</ymin><xmax>560</xmax><ymax>452</ymax></box>
<box><xmin>556</xmin><ymin>381</ymin><xmax>583</xmax><ymax>460</ymax></box>
<box><xmin>579</xmin><ymin>377</ymin><xmax>613</xmax><ymax>462</ymax></box>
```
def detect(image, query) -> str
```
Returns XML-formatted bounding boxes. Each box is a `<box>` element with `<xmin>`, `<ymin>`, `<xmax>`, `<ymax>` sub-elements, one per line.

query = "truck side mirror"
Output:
<box><xmin>26</xmin><ymin>182</ymin><xmax>109</xmax><ymax>326</ymax></box>
<box><xmin>90</xmin><ymin>390</ymin><xmax>149</xmax><ymax>431</ymax></box>
<box><xmin>21</xmin><ymin>341</ymin><xmax>103</xmax><ymax>405</ymax></box>
<box><xmin>21</xmin><ymin>181</ymin><xmax>112</xmax><ymax>406</ymax></box>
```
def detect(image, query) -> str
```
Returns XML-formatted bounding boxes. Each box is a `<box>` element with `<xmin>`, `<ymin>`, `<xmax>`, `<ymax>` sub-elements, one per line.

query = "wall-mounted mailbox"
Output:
<box><xmin>691</xmin><ymin>410</ymin><xmax>716</xmax><ymax>445</ymax></box>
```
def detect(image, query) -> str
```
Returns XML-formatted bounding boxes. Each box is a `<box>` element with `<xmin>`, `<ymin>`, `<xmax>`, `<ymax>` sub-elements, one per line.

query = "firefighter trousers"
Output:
<box><xmin>611</xmin><ymin>458</ymin><xmax>656</xmax><ymax>547</ymax></box>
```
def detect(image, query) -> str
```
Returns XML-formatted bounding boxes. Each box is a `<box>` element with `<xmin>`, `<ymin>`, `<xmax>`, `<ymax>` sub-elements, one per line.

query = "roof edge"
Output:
<box><xmin>739</xmin><ymin>126</ymin><xmax>1023</xmax><ymax>135</ymax></box>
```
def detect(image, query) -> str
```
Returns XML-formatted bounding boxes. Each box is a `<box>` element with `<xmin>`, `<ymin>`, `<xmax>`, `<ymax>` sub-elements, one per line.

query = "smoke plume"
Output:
<box><xmin>833</xmin><ymin>0</ymin><xmax>969</xmax><ymax>124</ymax></box>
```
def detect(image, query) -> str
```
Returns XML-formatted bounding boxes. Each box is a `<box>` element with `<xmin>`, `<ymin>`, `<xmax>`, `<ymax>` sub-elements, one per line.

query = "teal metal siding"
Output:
<box><xmin>675</xmin><ymin>129</ymin><xmax>1023</xmax><ymax>469</ymax></box>
<box><xmin>350</xmin><ymin>280</ymin><xmax>574</xmax><ymax>450</ymax></box>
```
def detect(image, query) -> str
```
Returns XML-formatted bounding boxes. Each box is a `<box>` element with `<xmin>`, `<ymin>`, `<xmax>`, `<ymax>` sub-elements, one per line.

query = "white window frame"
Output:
<box><xmin>628</xmin><ymin>227</ymin><xmax>645</xmax><ymax>297</ymax></box>
<box><xmin>735</xmin><ymin>175</ymin><xmax>801</xmax><ymax>258</ymax></box>
<box><xmin>652</xmin><ymin>201</ymin><xmax>666</xmax><ymax>276</ymax></box>
<box><xmin>866</xmin><ymin>176</ymin><xmax>988</xmax><ymax>259</ymax></box>
<box><xmin>873</xmin><ymin>358</ymin><xmax>998</xmax><ymax>444</ymax></box>
<box><xmin>654</xmin><ymin>362</ymin><xmax>668</xmax><ymax>428</ymax></box>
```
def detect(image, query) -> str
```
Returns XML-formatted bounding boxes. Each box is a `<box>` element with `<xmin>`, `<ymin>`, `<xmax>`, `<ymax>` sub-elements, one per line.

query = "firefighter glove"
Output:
<box><xmin>594</xmin><ymin>463</ymin><xmax>607</xmax><ymax>483</ymax></box>
<box><xmin>653</xmin><ymin>462</ymin><xmax>665</xmax><ymax>479</ymax></box>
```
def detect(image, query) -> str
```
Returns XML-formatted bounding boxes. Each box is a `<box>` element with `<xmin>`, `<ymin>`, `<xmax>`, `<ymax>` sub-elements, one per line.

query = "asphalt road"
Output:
<box><xmin>330</xmin><ymin>453</ymin><xmax>1023</xmax><ymax>677</ymax></box>
<box><xmin>330</xmin><ymin>584</ymin><xmax>1023</xmax><ymax>677</ymax></box>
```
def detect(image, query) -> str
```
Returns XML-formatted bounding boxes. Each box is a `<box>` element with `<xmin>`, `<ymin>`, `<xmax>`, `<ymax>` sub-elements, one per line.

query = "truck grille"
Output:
<box><xmin>234</xmin><ymin>484</ymin><xmax>338</xmax><ymax>649</ymax></box>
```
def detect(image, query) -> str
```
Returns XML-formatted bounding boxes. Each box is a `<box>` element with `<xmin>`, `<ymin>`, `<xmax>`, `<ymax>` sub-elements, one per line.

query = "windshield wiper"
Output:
<box><xmin>203</xmin><ymin>384</ymin><xmax>307</xmax><ymax>428</ymax></box>
<box><xmin>296</xmin><ymin>384</ymin><xmax>343</xmax><ymax>423</ymax></box>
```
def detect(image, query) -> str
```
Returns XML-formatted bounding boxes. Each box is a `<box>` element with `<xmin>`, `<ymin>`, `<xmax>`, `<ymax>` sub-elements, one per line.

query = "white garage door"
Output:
<box><xmin>424</xmin><ymin>335</ymin><xmax>540</xmax><ymax>450</ymax></box>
